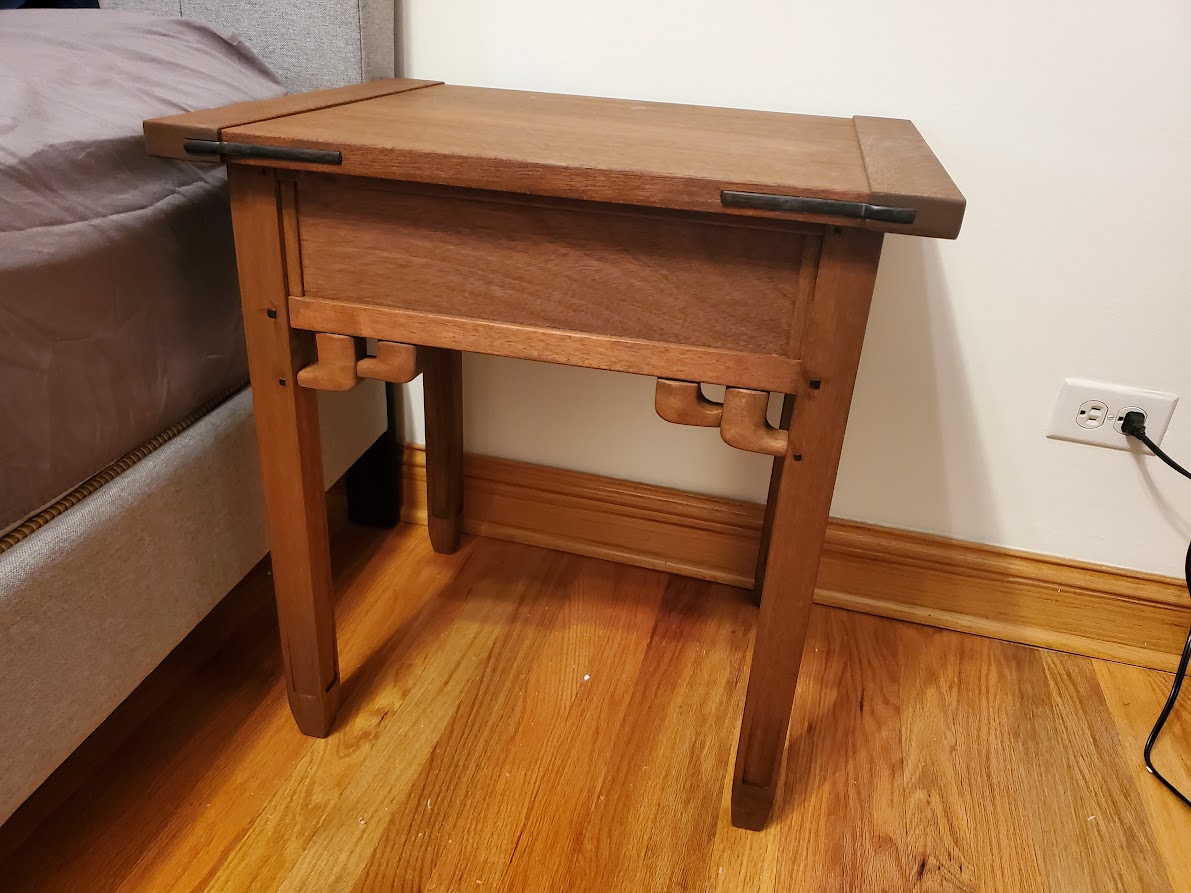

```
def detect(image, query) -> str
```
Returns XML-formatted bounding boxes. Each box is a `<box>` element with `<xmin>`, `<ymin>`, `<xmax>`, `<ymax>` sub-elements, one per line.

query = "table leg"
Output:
<box><xmin>752</xmin><ymin>395</ymin><xmax>795</xmax><ymax>605</ymax></box>
<box><xmin>229</xmin><ymin>166</ymin><xmax>341</xmax><ymax>737</ymax></box>
<box><xmin>423</xmin><ymin>347</ymin><xmax>464</xmax><ymax>553</ymax></box>
<box><xmin>731</xmin><ymin>228</ymin><xmax>883</xmax><ymax>829</ymax></box>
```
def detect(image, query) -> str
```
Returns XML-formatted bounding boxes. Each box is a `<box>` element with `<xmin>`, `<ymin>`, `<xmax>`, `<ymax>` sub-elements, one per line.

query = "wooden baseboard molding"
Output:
<box><xmin>399</xmin><ymin>446</ymin><xmax>1189</xmax><ymax>672</ymax></box>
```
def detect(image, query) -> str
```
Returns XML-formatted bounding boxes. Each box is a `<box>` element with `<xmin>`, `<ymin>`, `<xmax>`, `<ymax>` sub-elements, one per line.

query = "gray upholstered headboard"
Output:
<box><xmin>98</xmin><ymin>0</ymin><xmax>394</xmax><ymax>92</ymax></box>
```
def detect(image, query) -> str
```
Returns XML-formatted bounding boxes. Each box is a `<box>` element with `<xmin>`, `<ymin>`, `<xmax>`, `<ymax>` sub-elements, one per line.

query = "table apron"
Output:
<box><xmin>288</xmin><ymin>295</ymin><xmax>802</xmax><ymax>393</ymax></box>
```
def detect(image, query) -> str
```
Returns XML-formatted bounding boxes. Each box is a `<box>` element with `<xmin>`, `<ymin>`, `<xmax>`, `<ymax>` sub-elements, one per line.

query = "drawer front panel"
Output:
<box><xmin>296</xmin><ymin>178</ymin><xmax>817</xmax><ymax>358</ymax></box>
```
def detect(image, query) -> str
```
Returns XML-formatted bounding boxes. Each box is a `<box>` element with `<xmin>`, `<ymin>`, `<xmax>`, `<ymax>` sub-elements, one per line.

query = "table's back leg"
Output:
<box><xmin>423</xmin><ymin>347</ymin><xmax>464</xmax><ymax>553</ymax></box>
<box><xmin>229</xmin><ymin>166</ymin><xmax>341</xmax><ymax>737</ymax></box>
<box><xmin>732</xmin><ymin>228</ymin><xmax>883</xmax><ymax>830</ymax></box>
<box><xmin>752</xmin><ymin>395</ymin><xmax>795</xmax><ymax>605</ymax></box>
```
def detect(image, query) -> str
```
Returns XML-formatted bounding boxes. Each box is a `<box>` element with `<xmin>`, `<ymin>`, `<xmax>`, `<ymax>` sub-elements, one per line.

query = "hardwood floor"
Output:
<box><xmin>2</xmin><ymin>523</ymin><xmax>1188</xmax><ymax>892</ymax></box>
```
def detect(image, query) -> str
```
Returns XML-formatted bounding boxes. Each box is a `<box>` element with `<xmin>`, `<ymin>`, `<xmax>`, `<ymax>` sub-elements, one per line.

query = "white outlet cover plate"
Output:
<box><xmin>1047</xmin><ymin>378</ymin><xmax>1178</xmax><ymax>451</ymax></box>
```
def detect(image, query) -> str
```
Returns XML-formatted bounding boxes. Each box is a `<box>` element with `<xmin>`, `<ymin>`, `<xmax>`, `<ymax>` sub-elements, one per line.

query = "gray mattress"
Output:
<box><xmin>0</xmin><ymin>10</ymin><xmax>283</xmax><ymax>534</ymax></box>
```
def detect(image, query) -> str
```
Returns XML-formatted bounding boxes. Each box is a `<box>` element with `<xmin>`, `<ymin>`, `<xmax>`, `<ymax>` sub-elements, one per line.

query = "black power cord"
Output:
<box><xmin>1121</xmin><ymin>410</ymin><xmax>1191</xmax><ymax>808</ymax></box>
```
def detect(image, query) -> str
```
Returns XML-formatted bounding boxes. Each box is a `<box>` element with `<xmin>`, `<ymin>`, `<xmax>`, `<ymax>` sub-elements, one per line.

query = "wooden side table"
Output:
<box><xmin>145</xmin><ymin>79</ymin><xmax>964</xmax><ymax>830</ymax></box>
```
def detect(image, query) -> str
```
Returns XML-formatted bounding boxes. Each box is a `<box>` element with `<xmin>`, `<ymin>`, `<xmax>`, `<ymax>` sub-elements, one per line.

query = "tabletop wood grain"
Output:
<box><xmin>143</xmin><ymin>78</ymin><xmax>439</xmax><ymax>161</ymax></box>
<box><xmin>144</xmin><ymin>80</ymin><xmax>964</xmax><ymax>237</ymax></box>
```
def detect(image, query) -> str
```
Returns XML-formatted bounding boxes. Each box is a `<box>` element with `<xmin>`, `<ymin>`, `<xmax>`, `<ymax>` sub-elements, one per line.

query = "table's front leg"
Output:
<box><xmin>732</xmin><ymin>228</ymin><xmax>883</xmax><ymax>830</ymax></box>
<box><xmin>229</xmin><ymin>166</ymin><xmax>341</xmax><ymax>737</ymax></box>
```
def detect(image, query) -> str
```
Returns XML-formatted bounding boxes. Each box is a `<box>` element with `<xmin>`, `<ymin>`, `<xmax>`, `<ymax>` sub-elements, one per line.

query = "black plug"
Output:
<box><xmin>1122</xmin><ymin>410</ymin><xmax>1148</xmax><ymax>439</ymax></box>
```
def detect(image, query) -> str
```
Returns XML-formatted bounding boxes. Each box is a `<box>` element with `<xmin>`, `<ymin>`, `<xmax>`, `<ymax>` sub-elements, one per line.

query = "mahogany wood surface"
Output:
<box><xmin>142</xmin><ymin>78</ymin><xmax>440</xmax><ymax>161</ymax></box>
<box><xmin>218</xmin><ymin>85</ymin><xmax>963</xmax><ymax>237</ymax></box>
<box><xmin>853</xmin><ymin>116</ymin><xmax>967</xmax><ymax>240</ymax></box>
<box><xmin>655</xmin><ymin>379</ymin><xmax>724</xmax><ymax>427</ymax></box>
<box><xmin>279</xmin><ymin>178</ymin><xmax>305</xmax><ymax>295</ymax></box>
<box><xmin>753</xmin><ymin>396</ymin><xmax>796</xmax><ymax>603</ymax></box>
<box><xmin>422</xmin><ymin>348</ymin><xmax>464</xmax><ymax>554</ymax></box>
<box><xmin>720</xmin><ymin>389</ymin><xmax>788</xmax><ymax>458</ymax></box>
<box><xmin>227</xmin><ymin>166</ymin><xmax>341</xmax><ymax>736</ymax></box>
<box><xmin>296</xmin><ymin>176</ymin><xmax>813</xmax><ymax>356</ymax></box>
<box><xmin>357</xmin><ymin>341</ymin><xmax>423</xmax><ymax>384</ymax></box>
<box><xmin>288</xmin><ymin>296</ymin><xmax>804</xmax><ymax>392</ymax></box>
<box><xmin>295</xmin><ymin>332</ymin><xmax>361</xmax><ymax>392</ymax></box>
<box><xmin>142</xmin><ymin>80</ymin><xmax>966</xmax><ymax>831</ymax></box>
<box><xmin>733</xmin><ymin>228</ymin><xmax>884</xmax><ymax>828</ymax></box>
<box><xmin>227</xmin><ymin>84</ymin><xmax>864</xmax><ymax>197</ymax></box>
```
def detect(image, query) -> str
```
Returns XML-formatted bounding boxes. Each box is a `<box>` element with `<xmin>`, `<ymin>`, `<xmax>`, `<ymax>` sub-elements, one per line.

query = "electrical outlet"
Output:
<box><xmin>1047</xmin><ymin>378</ymin><xmax>1178</xmax><ymax>451</ymax></box>
<box><xmin>1113</xmin><ymin>407</ymin><xmax>1145</xmax><ymax>435</ymax></box>
<box><xmin>1076</xmin><ymin>399</ymin><xmax>1108</xmax><ymax>429</ymax></box>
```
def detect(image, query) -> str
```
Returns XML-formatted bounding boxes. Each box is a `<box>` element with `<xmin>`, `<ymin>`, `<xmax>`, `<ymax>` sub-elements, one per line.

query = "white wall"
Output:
<box><xmin>398</xmin><ymin>0</ymin><xmax>1191</xmax><ymax>577</ymax></box>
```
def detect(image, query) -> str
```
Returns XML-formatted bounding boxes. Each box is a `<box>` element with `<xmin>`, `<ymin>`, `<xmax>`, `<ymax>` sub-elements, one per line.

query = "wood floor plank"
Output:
<box><xmin>759</xmin><ymin>608</ymin><xmax>910</xmax><ymax>892</ymax></box>
<box><xmin>1094</xmin><ymin>659</ymin><xmax>1191</xmax><ymax>893</ymax></box>
<box><xmin>552</xmin><ymin>574</ymin><xmax>754</xmax><ymax>893</ymax></box>
<box><xmin>839</xmin><ymin>610</ymin><xmax>909</xmax><ymax>893</ymax></box>
<box><xmin>135</xmin><ymin>526</ymin><xmax>447</xmax><ymax>893</ymax></box>
<box><xmin>947</xmin><ymin>637</ymin><xmax>1049</xmax><ymax>892</ymax></box>
<box><xmin>209</xmin><ymin>538</ymin><xmax>539</xmax><ymax>893</ymax></box>
<box><xmin>766</xmin><ymin>608</ymin><xmax>846</xmax><ymax>893</ymax></box>
<box><xmin>340</xmin><ymin>547</ymin><xmax>574</xmax><ymax>893</ymax></box>
<box><xmin>896</xmin><ymin>624</ymin><xmax>978</xmax><ymax>893</ymax></box>
<box><xmin>706</xmin><ymin>624</ymin><xmax>780</xmax><ymax>893</ymax></box>
<box><xmin>491</xmin><ymin>565</ymin><xmax>677</xmax><ymax>891</ymax></box>
<box><xmin>1022</xmin><ymin>651</ymin><xmax>1173</xmax><ymax>893</ymax></box>
<box><xmin>613</xmin><ymin>578</ymin><xmax>753</xmax><ymax>893</ymax></box>
<box><xmin>423</xmin><ymin>561</ymin><xmax>671</xmax><ymax>892</ymax></box>
<box><xmin>3</xmin><ymin>525</ymin><xmax>1187</xmax><ymax>893</ymax></box>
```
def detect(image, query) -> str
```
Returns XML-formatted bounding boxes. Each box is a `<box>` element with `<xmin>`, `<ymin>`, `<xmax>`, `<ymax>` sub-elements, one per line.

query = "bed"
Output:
<box><xmin>0</xmin><ymin>1</ymin><xmax>395</xmax><ymax>825</ymax></box>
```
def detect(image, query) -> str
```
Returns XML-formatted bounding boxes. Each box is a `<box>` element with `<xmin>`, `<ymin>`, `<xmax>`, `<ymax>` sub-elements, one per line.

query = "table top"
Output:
<box><xmin>145</xmin><ymin>78</ymin><xmax>964</xmax><ymax>239</ymax></box>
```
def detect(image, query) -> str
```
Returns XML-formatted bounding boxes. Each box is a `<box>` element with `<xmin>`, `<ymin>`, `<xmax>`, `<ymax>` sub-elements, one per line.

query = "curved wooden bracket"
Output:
<box><xmin>296</xmin><ymin>333</ymin><xmax>361</xmax><ymax>391</ymax></box>
<box><xmin>299</xmin><ymin>337</ymin><xmax>426</xmax><ymax>390</ymax></box>
<box><xmin>657</xmin><ymin>379</ymin><xmax>787</xmax><ymax>457</ymax></box>
<box><xmin>721</xmin><ymin>388</ymin><xmax>788</xmax><ymax>457</ymax></box>
<box><xmin>655</xmin><ymin>378</ymin><xmax>723</xmax><ymax>427</ymax></box>
<box><xmin>358</xmin><ymin>341</ymin><xmax>422</xmax><ymax>383</ymax></box>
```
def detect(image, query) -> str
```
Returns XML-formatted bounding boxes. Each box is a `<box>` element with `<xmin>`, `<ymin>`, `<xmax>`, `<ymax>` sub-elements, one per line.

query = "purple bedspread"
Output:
<box><xmin>0</xmin><ymin>10</ymin><xmax>282</xmax><ymax>534</ymax></box>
